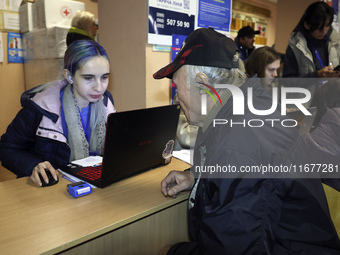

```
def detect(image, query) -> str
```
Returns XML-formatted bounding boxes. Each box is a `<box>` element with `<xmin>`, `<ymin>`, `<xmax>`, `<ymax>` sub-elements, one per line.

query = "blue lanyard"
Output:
<box><xmin>308</xmin><ymin>43</ymin><xmax>327</xmax><ymax>69</ymax></box>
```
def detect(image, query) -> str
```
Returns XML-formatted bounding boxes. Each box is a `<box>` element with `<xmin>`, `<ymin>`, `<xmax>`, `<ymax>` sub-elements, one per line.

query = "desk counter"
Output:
<box><xmin>0</xmin><ymin>158</ymin><xmax>190</xmax><ymax>255</ymax></box>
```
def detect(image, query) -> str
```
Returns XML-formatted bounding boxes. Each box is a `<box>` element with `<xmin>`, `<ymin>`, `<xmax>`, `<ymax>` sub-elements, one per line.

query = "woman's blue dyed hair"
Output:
<box><xmin>64</xmin><ymin>40</ymin><xmax>110</xmax><ymax>76</ymax></box>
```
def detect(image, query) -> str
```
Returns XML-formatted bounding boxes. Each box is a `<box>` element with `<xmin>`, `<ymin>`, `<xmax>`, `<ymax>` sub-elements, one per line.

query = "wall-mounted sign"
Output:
<box><xmin>197</xmin><ymin>0</ymin><xmax>232</xmax><ymax>32</ymax></box>
<box><xmin>8</xmin><ymin>32</ymin><xmax>23</xmax><ymax>63</ymax></box>
<box><xmin>148</xmin><ymin>0</ymin><xmax>196</xmax><ymax>46</ymax></box>
<box><xmin>170</xmin><ymin>34</ymin><xmax>187</xmax><ymax>103</ymax></box>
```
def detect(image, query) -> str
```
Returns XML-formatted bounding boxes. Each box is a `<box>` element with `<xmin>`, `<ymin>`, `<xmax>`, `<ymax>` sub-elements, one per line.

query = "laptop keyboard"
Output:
<box><xmin>76</xmin><ymin>165</ymin><xmax>102</xmax><ymax>181</ymax></box>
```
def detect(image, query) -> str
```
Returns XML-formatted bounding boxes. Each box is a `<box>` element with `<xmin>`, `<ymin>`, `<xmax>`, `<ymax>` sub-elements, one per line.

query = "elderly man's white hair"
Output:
<box><xmin>184</xmin><ymin>58</ymin><xmax>247</xmax><ymax>90</ymax></box>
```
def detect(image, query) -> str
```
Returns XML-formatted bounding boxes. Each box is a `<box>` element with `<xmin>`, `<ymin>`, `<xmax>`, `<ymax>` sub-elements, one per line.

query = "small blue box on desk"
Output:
<box><xmin>67</xmin><ymin>181</ymin><xmax>92</xmax><ymax>198</ymax></box>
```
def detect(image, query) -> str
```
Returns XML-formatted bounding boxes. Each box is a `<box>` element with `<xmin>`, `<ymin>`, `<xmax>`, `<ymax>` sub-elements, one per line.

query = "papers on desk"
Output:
<box><xmin>172</xmin><ymin>149</ymin><xmax>193</xmax><ymax>165</ymax></box>
<box><xmin>72</xmin><ymin>156</ymin><xmax>102</xmax><ymax>166</ymax></box>
<box><xmin>58</xmin><ymin>156</ymin><xmax>103</xmax><ymax>189</ymax></box>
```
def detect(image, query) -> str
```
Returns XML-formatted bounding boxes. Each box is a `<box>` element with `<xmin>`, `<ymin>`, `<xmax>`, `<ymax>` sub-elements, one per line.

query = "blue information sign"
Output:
<box><xmin>149</xmin><ymin>7</ymin><xmax>194</xmax><ymax>41</ymax></box>
<box><xmin>197</xmin><ymin>0</ymin><xmax>232</xmax><ymax>32</ymax></box>
<box><xmin>171</xmin><ymin>34</ymin><xmax>187</xmax><ymax>61</ymax></box>
<box><xmin>170</xmin><ymin>34</ymin><xmax>187</xmax><ymax>103</ymax></box>
<box><xmin>148</xmin><ymin>0</ymin><xmax>196</xmax><ymax>46</ymax></box>
<box><xmin>8</xmin><ymin>32</ymin><xmax>23</xmax><ymax>63</ymax></box>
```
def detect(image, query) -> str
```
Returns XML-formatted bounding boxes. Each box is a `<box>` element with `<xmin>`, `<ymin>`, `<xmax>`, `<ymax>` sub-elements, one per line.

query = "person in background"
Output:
<box><xmin>312</xmin><ymin>80</ymin><xmax>340</xmax><ymax>126</ymax></box>
<box><xmin>154</xmin><ymin>27</ymin><xmax>340</xmax><ymax>255</ymax></box>
<box><xmin>0</xmin><ymin>40</ymin><xmax>116</xmax><ymax>186</ymax></box>
<box><xmin>283</xmin><ymin>1</ymin><xmax>340</xmax><ymax>78</ymax></box>
<box><xmin>66</xmin><ymin>10</ymin><xmax>98</xmax><ymax>47</ymax></box>
<box><xmin>234</xmin><ymin>25</ymin><xmax>260</xmax><ymax>61</ymax></box>
<box><xmin>300</xmin><ymin>80</ymin><xmax>340</xmax><ymax>190</ymax></box>
<box><xmin>244</xmin><ymin>46</ymin><xmax>281</xmax><ymax>90</ymax></box>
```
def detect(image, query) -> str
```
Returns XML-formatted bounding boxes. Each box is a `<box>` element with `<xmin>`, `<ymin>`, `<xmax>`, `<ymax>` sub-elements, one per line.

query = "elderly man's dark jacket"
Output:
<box><xmin>168</xmin><ymin>79</ymin><xmax>340</xmax><ymax>254</ymax></box>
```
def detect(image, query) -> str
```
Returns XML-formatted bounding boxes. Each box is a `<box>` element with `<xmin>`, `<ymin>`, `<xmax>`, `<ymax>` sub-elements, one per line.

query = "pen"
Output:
<box><xmin>62</xmin><ymin>175</ymin><xmax>76</xmax><ymax>183</ymax></box>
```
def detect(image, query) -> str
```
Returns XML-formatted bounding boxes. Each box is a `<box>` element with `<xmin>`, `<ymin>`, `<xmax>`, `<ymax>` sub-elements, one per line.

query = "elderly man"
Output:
<box><xmin>153</xmin><ymin>28</ymin><xmax>340</xmax><ymax>255</ymax></box>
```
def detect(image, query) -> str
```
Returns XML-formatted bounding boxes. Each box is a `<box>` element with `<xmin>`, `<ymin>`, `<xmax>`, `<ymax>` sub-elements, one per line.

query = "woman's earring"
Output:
<box><xmin>68</xmin><ymin>75</ymin><xmax>74</xmax><ymax>84</ymax></box>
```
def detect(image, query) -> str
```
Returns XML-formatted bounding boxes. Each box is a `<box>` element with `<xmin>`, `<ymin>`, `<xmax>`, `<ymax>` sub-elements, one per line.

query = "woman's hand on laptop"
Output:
<box><xmin>31</xmin><ymin>161</ymin><xmax>59</xmax><ymax>186</ymax></box>
<box><xmin>161</xmin><ymin>169</ymin><xmax>194</xmax><ymax>198</ymax></box>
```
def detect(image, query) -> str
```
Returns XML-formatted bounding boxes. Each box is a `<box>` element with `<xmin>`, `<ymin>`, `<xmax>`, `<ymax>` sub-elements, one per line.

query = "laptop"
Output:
<box><xmin>288</xmin><ymin>106</ymin><xmax>318</xmax><ymax>135</ymax></box>
<box><xmin>60</xmin><ymin>104</ymin><xmax>181</xmax><ymax>188</ymax></box>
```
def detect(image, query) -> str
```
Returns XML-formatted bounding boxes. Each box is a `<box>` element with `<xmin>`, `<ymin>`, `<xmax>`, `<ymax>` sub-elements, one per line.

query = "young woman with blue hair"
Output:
<box><xmin>0</xmin><ymin>40</ymin><xmax>116</xmax><ymax>186</ymax></box>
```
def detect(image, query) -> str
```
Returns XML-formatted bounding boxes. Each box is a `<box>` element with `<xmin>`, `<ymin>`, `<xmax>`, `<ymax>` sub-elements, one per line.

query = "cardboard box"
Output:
<box><xmin>24</xmin><ymin>58</ymin><xmax>64</xmax><ymax>90</ymax></box>
<box><xmin>33</xmin><ymin>0</ymin><xmax>85</xmax><ymax>29</ymax></box>
<box><xmin>23</xmin><ymin>27</ymin><xmax>68</xmax><ymax>60</ymax></box>
<box><xmin>19</xmin><ymin>2</ymin><xmax>34</xmax><ymax>33</ymax></box>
